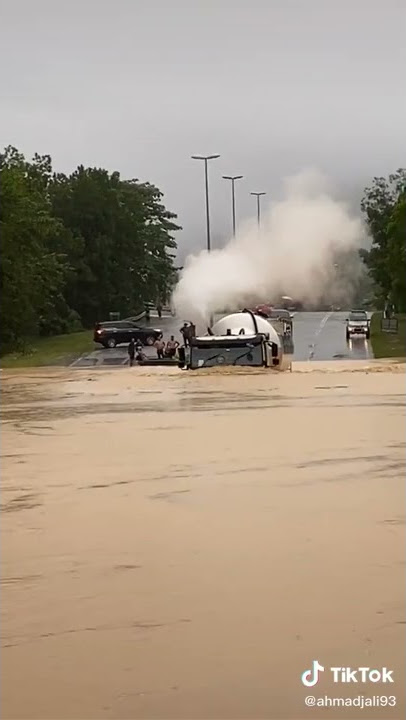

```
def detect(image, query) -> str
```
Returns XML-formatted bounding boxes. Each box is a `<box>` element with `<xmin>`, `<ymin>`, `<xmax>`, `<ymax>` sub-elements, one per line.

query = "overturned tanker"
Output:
<box><xmin>182</xmin><ymin>309</ymin><xmax>294</xmax><ymax>370</ymax></box>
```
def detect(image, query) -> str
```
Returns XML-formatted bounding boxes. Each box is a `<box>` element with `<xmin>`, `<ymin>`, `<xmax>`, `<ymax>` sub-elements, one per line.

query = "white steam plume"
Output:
<box><xmin>172</xmin><ymin>169</ymin><xmax>365</xmax><ymax>326</ymax></box>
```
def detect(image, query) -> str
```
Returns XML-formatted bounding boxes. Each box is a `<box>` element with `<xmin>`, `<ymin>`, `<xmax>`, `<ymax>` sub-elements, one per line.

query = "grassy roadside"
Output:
<box><xmin>370</xmin><ymin>313</ymin><xmax>406</xmax><ymax>359</ymax></box>
<box><xmin>0</xmin><ymin>331</ymin><xmax>95</xmax><ymax>368</ymax></box>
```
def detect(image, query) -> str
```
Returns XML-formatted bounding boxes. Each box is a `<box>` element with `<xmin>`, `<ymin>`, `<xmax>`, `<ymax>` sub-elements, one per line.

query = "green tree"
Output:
<box><xmin>49</xmin><ymin>169</ymin><xmax>180</xmax><ymax>326</ymax></box>
<box><xmin>360</xmin><ymin>169</ymin><xmax>406</xmax><ymax>311</ymax></box>
<box><xmin>0</xmin><ymin>147</ymin><xmax>70</xmax><ymax>350</ymax></box>
<box><xmin>385</xmin><ymin>191</ymin><xmax>406</xmax><ymax>311</ymax></box>
<box><xmin>131</xmin><ymin>181</ymin><xmax>178</xmax><ymax>305</ymax></box>
<box><xmin>1</xmin><ymin>146</ymin><xmax>180</xmax><ymax>351</ymax></box>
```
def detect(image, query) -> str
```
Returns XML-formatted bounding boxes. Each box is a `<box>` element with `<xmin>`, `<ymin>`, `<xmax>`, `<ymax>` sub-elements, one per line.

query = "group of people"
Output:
<box><xmin>153</xmin><ymin>334</ymin><xmax>179</xmax><ymax>360</ymax></box>
<box><xmin>127</xmin><ymin>321</ymin><xmax>196</xmax><ymax>366</ymax></box>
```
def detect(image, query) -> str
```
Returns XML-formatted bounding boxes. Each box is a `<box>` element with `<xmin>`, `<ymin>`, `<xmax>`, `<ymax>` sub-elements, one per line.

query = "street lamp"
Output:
<box><xmin>222</xmin><ymin>175</ymin><xmax>243</xmax><ymax>237</ymax></box>
<box><xmin>191</xmin><ymin>154</ymin><xmax>220</xmax><ymax>252</ymax></box>
<box><xmin>250</xmin><ymin>191</ymin><xmax>266</xmax><ymax>228</ymax></box>
<box><xmin>191</xmin><ymin>154</ymin><xmax>220</xmax><ymax>328</ymax></box>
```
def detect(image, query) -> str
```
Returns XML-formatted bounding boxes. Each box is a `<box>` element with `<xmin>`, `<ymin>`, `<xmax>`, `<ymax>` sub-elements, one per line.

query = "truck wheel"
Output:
<box><xmin>145</xmin><ymin>335</ymin><xmax>155</xmax><ymax>346</ymax></box>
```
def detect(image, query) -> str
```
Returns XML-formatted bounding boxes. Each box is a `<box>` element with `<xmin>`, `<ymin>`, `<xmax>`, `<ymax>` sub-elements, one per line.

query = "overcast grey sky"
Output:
<box><xmin>1</xmin><ymin>0</ymin><xmax>405</xmax><ymax>261</ymax></box>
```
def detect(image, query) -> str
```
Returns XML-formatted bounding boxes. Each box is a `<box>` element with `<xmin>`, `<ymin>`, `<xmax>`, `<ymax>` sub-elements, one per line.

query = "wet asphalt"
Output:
<box><xmin>71</xmin><ymin>311</ymin><xmax>372</xmax><ymax>368</ymax></box>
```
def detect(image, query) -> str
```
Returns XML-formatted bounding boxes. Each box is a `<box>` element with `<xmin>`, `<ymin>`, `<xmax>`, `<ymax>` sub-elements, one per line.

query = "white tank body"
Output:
<box><xmin>211</xmin><ymin>312</ymin><xmax>282</xmax><ymax>349</ymax></box>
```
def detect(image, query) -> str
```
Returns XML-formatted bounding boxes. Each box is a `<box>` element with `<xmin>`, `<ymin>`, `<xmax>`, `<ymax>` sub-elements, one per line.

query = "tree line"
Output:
<box><xmin>0</xmin><ymin>146</ymin><xmax>180</xmax><ymax>353</ymax></box>
<box><xmin>360</xmin><ymin>168</ymin><xmax>406</xmax><ymax>313</ymax></box>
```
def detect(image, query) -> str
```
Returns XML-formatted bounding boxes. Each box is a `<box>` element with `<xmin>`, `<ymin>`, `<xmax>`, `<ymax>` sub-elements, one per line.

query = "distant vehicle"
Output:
<box><xmin>253</xmin><ymin>304</ymin><xmax>273</xmax><ymax>317</ymax></box>
<box><xmin>346</xmin><ymin>310</ymin><xmax>370</xmax><ymax>340</ymax></box>
<box><xmin>94</xmin><ymin>320</ymin><xmax>162</xmax><ymax>348</ymax></box>
<box><xmin>280</xmin><ymin>296</ymin><xmax>303</xmax><ymax>311</ymax></box>
<box><xmin>268</xmin><ymin>308</ymin><xmax>294</xmax><ymax>320</ymax></box>
<box><xmin>252</xmin><ymin>306</ymin><xmax>295</xmax><ymax>321</ymax></box>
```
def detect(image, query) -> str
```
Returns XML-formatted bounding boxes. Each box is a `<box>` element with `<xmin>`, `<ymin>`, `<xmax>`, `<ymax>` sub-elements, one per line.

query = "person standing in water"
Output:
<box><xmin>188</xmin><ymin>322</ymin><xmax>196</xmax><ymax>340</ymax></box>
<box><xmin>154</xmin><ymin>334</ymin><xmax>165</xmax><ymax>359</ymax></box>
<box><xmin>180</xmin><ymin>322</ymin><xmax>190</xmax><ymax>347</ymax></box>
<box><xmin>128</xmin><ymin>338</ymin><xmax>136</xmax><ymax>366</ymax></box>
<box><xmin>165</xmin><ymin>335</ymin><xmax>179</xmax><ymax>358</ymax></box>
<box><xmin>134</xmin><ymin>339</ymin><xmax>145</xmax><ymax>362</ymax></box>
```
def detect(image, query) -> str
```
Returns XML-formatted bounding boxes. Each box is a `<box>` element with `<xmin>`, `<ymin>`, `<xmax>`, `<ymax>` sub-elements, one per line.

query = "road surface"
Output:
<box><xmin>72</xmin><ymin>311</ymin><xmax>372</xmax><ymax>367</ymax></box>
<box><xmin>293</xmin><ymin>311</ymin><xmax>372</xmax><ymax>361</ymax></box>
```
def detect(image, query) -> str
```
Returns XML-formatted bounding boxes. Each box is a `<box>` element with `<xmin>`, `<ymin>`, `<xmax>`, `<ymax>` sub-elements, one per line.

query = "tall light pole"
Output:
<box><xmin>250</xmin><ymin>191</ymin><xmax>266</xmax><ymax>228</ymax></box>
<box><xmin>191</xmin><ymin>154</ymin><xmax>220</xmax><ymax>329</ymax></box>
<box><xmin>222</xmin><ymin>175</ymin><xmax>243</xmax><ymax>237</ymax></box>
<box><xmin>191</xmin><ymin>154</ymin><xmax>220</xmax><ymax>252</ymax></box>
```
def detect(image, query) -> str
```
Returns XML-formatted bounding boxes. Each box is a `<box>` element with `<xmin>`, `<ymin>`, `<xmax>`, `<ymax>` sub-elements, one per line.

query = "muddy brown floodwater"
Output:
<box><xmin>1</xmin><ymin>361</ymin><xmax>405</xmax><ymax>720</ymax></box>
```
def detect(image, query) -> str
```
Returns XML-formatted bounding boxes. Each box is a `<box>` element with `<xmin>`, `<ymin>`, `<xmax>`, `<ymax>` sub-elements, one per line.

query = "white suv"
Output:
<box><xmin>346</xmin><ymin>310</ymin><xmax>370</xmax><ymax>340</ymax></box>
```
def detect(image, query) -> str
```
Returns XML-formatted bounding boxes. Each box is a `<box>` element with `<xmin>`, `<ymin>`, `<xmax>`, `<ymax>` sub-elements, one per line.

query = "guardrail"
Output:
<box><xmin>109</xmin><ymin>309</ymin><xmax>146</xmax><ymax>322</ymax></box>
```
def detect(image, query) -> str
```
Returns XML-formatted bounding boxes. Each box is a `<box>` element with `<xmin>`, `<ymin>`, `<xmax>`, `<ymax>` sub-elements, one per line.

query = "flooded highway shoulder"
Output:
<box><xmin>1</xmin><ymin>364</ymin><xmax>405</xmax><ymax>719</ymax></box>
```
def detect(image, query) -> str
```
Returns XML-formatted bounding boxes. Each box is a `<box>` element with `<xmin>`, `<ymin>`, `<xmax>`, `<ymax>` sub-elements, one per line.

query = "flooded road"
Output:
<box><xmin>1</xmin><ymin>362</ymin><xmax>404</xmax><ymax>719</ymax></box>
<box><xmin>77</xmin><ymin>312</ymin><xmax>372</xmax><ymax>368</ymax></box>
<box><xmin>293</xmin><ymin>311</ymin><xmax>372</xmax><ymax>361</ymax></box>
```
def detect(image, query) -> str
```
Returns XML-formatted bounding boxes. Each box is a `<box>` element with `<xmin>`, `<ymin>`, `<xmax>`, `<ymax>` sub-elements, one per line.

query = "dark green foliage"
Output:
<box><xmin>360</xmin><ymin>169</ymin><xmax>406</xmax><ymax>312</ymax></box>
<box><xmin>0</xmin><ymin>147</ymin><xmax>180</xmax><ymax>352</ymax></box>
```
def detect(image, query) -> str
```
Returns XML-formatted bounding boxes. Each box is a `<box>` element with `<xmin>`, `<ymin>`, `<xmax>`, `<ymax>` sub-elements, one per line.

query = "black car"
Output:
<box><xmin>94</xmin><ymin>320</ymin><xmax>162</xmax><ymax>348</ymax></box>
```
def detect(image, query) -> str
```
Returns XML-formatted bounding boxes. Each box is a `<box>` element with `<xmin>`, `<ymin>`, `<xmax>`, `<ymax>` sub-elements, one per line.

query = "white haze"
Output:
<box><xmin>172</xmin><ymin>169</ymin><xmax>366</xmax><ymax>326</ymax></box>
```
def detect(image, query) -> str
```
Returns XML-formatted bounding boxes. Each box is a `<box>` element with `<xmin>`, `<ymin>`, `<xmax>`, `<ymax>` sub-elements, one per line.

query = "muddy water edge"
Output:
<box><xmin>1</xmin><ymin>363</ymin><xmax>405</xmax><ymax>720</ymax></box>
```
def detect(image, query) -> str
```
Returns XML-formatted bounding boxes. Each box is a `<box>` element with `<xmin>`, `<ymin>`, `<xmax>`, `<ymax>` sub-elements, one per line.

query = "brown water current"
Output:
<box><xmin>1</xmin><ymin>361</ymin><xmax>405</xmax><ymax>719</ymax></box>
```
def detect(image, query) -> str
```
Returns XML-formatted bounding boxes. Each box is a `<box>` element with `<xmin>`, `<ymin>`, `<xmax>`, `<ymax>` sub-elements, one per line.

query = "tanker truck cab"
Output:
<box><xmin>346</xmin><ymin>310</ymin><xmax>370</xmax><ymax>340</ymax></box>
<box><xmin>187</xmin><ymin>310</ymin><xmax>293</xmax><ymax>371</ymax></box>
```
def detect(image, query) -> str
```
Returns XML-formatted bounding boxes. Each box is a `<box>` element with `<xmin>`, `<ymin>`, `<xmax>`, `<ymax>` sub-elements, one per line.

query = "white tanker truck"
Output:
<box><xmin>182</xmin><ymin>309</ymin><xmax>294</xmax><ymax>371</ymax></box>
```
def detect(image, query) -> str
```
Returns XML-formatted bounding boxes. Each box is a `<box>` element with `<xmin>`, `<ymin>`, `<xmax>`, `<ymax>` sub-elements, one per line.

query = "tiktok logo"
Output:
<box><xmin>301</xmin><ymin>660</ymin><xmax>325</xmax><ymax>687</ymax></box>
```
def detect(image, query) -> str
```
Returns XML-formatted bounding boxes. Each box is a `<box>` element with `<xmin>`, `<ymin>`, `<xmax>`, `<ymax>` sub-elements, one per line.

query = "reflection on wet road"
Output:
<box><xmin>74</xmin><ymin>311</ymin><xmax>372</xmax><ymax>367</ymax></box>
<box><xmin>293</xmin><ymin>311</ymin><xmax>372</xmax><ymax>361</ymax></box>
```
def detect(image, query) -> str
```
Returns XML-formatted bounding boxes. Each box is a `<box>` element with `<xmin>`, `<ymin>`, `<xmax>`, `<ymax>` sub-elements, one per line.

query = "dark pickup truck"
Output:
<box><xmin>94</xmin><ymin>320</ymin><xmax>162</xmax><ymax>348</ymax></box>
